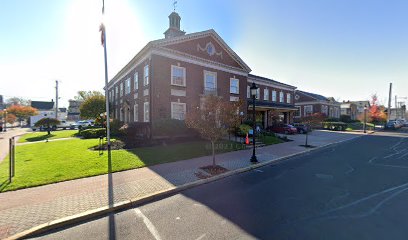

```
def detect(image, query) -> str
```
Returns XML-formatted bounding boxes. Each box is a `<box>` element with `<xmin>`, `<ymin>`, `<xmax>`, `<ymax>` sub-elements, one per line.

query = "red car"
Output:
<box><xmin>267</xmin><ymin>124</ymin><xmax>297</xmax><ymax>134</ymax></box>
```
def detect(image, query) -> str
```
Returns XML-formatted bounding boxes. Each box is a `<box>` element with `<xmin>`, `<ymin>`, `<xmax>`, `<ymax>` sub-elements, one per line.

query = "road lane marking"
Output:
<box><xmin>195</xmin><ymin>233</ymin><xmax>207</xmax><ymax>240</ymax></box>
<box><xmin>134</xmin><ymin>208</ymin><xmax>162</xmax><ymax>240</ymax></box>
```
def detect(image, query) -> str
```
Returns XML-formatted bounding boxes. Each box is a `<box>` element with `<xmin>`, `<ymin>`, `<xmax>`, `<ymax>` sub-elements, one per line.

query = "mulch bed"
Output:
<box><xmin>194</xmin><ymin>165</ymin><xmax>229</xmax><ymax>179</ymax></box>
<box><xmin>299</xmin><ymin>144</ymin><xmax>316</xmax><ymax>148</ymax></box>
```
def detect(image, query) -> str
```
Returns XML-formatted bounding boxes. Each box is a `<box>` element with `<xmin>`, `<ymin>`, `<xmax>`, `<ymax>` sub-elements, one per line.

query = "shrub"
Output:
<box><xmin>152</xmin><ymin>118</ymin><xmax>192</xmax><ymax>137</ymax></box>
<box><xmin>110</xmin><ymin>119</ymin><xmax>123</xmax><ymax>136</ymax></box>
<box><xmin>322</xmin><ymin>122</ymin><xmax>347</xmax><ymax>131</ymax></box>
<box><xmin>239</xmin><ymin>124</ymin><xmax>252</xmax><ymax>136</ymax></box>
<box><xmin>80</xmin><ymin>128</ymin><xmax>106</xmax><ymax>139</ymax></box>
<box><xmin>326</xmin><ymin>117</ymin><xmax>340</xmax><ymax>122</ymax></box>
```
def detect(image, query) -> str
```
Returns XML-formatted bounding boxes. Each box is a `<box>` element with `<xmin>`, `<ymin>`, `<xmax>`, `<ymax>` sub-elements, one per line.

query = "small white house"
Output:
<box><xmin>30</xmin><ymin>101</ymin><xmax>67</xmax><ymax>127</ymax></box>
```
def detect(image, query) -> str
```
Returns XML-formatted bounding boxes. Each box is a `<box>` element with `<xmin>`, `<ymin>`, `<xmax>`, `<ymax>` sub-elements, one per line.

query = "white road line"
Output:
<box><xmin>134</xmin><ymin>208</ymin><xmax>162</xmax><ymax>240</ymax></box>
<box><xmin>195</xmin><ymin>233</ymin><xmax>207</xmax><ymax>240</ymax></box>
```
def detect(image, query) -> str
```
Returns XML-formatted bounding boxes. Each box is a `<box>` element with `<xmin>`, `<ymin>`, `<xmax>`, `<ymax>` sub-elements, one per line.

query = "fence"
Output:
<box><xmin>9</xmin><ymin>137</ymin><xmax>15</xmax><ymax>182</ymax></box>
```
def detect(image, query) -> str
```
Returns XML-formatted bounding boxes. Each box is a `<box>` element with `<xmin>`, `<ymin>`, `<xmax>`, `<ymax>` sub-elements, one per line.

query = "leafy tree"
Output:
<box><xmin>75</xmin><ymin>91</ymin><xmax>104</xmax><ymax>101</ymax></box>
<box><xmin>6</xmin><ymin>97</ymin><xmax>30</xmax><ymax>106</ymax></box>
<box><xmin>34</xmin><ymin>118</ymin><xmax>60</xmax><ymax>135</ymax></box>
<box><xmin>185</xmin><ymin>95</ymin><xmax>240</xmax><ymax>166</ymax></box>
<box><xmin>299</xmin><ymin>112</ymin><xmax>327</xmax><ymax>147</ymax></box>
<box><xmin>6</xmin><ymin>105</ymin><xmax>38</xmax><ymax>126</ymax></box>
<box><xmin>2</xmin><ymin>113</ymin><xmax>17</xmax><ymax>125</ymax></box>
<box><xmin>369</xmin><ymin>94</ymin><xmax>387</xmax><ymax>124</ymax></box>
<box><xmin>80</xmin><ymin>95</ymin><xmax>106</xmax><ymax>119</ymax></box>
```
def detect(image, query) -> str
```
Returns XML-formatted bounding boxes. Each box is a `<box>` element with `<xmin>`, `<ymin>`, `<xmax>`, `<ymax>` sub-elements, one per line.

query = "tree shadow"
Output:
<box><xmin>24</xmin><ymin>134</ymin><xmax>56</xmax><ymax>142</ymax></box>
<box><xmin>0</xmin><ymin>179</ymin><xmax>10</xmax><ymax>192</ymax></box>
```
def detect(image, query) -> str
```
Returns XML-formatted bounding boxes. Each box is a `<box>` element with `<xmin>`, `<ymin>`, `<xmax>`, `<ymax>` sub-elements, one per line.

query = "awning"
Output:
<box><xmin>247</xmin><ymin>100</ymin><xmax>298</xmax><ymax>111</ymax></box>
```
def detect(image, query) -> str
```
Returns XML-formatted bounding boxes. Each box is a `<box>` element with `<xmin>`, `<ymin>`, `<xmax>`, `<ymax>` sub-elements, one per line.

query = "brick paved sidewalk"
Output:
<box><xmin>0</xmin><ymin>130</ymin><xmax>361</xmax><ymax>239</ymax></box>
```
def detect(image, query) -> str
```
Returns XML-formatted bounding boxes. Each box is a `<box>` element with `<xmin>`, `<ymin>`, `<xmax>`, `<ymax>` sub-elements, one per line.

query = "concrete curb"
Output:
<box><xmin>6</xmin><ymin>134</ymin><xmax>362</xmax><ymax>240</ymax></box>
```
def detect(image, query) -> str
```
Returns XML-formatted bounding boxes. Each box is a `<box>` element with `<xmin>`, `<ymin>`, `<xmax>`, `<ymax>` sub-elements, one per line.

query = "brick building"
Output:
<box><xmin>107</xmin><ymin>11</ymin><xmax>297</xmax><ymax>135</ymax></box>
<box><xmin>294</xmin><ymin>90</ymin><xmax>341</xmax><ymax>120</ymax></box>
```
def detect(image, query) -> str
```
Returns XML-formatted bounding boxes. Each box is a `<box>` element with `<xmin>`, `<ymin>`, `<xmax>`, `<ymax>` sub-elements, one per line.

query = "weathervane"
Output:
<box><xmin>173</xmin><ymin>0</ymin><xmax>177</xmax><ymax>11</ymax></box>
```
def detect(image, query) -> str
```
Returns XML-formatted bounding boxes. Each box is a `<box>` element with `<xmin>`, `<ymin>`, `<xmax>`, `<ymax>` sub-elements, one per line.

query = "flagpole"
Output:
<box><xmin>101</xmin><ymin>0</ymin><xmax>111</xmax><ymax>152</ymax></box>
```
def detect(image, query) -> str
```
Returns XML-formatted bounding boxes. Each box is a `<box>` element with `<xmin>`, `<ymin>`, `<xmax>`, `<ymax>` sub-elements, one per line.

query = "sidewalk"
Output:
<box><xmin>0</xmin><ymin>130</ymin><xmax>362</xmax><ymax>239</ymax></box>
<box><xmin>0</xmin><ymin>128</ymin><xmax>28</xmax><ymax>163</ymax></box>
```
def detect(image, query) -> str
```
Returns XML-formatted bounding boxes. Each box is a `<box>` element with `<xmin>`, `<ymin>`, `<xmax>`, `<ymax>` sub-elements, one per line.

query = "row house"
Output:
<box><xmin>247</xmin><ymin>74</ymin><xmax>297</xmax><ymax>127</ymax></box>
<box><xmin>107</xmin><ymin>10</ymin><xmax>297</xmax><ymax>136</ymax></box>
<box><xmin>294</xmin><ymin>90</ymin><xmax>341</xmax><ymax>120</ymax></box>
<box><xmin>341</xmin><ymin>101</ymin><xmax>358</xmax><ymax>120</ymax></box>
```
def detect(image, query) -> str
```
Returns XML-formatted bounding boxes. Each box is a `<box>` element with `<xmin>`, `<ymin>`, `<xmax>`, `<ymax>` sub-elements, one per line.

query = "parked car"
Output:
<box><xmin>71</xmin><ymin>120</ymin><xmax>95</xmax><ymax>129</ymax></box>
<box><xmin>267</xmin><ymin>124</ymin><xmax>297</xmax><ymax>134</ymax></box>
<box><xmin>385</xmin><ymin>120</ymin><xmax>402</xmax><ymax>130</ymax></box>
<box><xmin>32</xmin><ymin>120</ymin><xmax>76</xmax><ymax>131</ymax></box>
<box><xmin>292</xmin><ymin>123</ymin><xmax>310</xmax><ymax>134</ymax></box>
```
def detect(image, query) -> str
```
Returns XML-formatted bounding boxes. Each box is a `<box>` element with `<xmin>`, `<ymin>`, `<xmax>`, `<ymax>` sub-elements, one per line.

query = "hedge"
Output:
<box><xmin>322</xmin><ymin>122</ymin><xmax>347</xmax><ymax>131</ymax></box>
<box><xmin>80</xmin><ymin>128</ymin><xmax>106</xmax><ymax>139</ymax></box>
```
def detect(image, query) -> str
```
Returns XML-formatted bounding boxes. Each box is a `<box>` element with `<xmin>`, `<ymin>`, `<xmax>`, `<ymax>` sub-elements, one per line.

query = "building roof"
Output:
<box><xmin>297</xmin><ymin>90</ymin><xmax>328</xmax><ymax>101</ymax></box>
<box><xmin>31</xmin><ymin>101</ymin><xmax>54</xmax><ymax>110</ymax></box>
<box><xmin>248</xmin><ymin>74</ymin><xmax>296</xmax><ymax>89</ymax></box>
<box><xmin>59</xmin><ymin>108</ymin><xmax>67</xmax><ymax>113</ymax></box>
<box><xmin>108</xmin><ymin>29</ymin><xmax>252</xmax><ymax>87</ymax></box>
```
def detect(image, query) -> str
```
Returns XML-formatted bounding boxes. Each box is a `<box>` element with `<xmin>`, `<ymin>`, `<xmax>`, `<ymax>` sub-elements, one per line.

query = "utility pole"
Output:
<box><xmin>55</xmin><ymin>80</ymin><xmax>59</xmax><ymax>120</ymax></box>
<box><xmin>101</xmin><ymin>0</ymin><xmax>111</xmax><ymax>152</ymax></box>
<box><xmin>387</xmin><ymin>83</ymin><xmax>392</xmax><ymax>121</ymax></box>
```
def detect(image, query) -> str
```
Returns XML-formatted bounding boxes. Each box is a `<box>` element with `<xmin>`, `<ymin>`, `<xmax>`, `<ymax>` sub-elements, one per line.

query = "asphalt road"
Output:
<box><xmin>30</xmin><ymin>128</ymin><xmax>408</xmax><ymax>240</ymax></box>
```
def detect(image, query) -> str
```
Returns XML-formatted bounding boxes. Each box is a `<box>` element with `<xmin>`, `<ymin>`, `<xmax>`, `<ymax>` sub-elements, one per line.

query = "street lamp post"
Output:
<box><xmin>250</xmin><ymin>82</ymin><xmax>258</xmax><ymax>163</ymax></box>
<box><xmin>363</xmin><ymin>105</ymin><xmax>367</xmax><ymax>133</ymax></box>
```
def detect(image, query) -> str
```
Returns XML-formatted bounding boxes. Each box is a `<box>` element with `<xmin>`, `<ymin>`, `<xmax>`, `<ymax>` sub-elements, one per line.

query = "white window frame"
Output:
<box><xmin>279</xmin><ymin>91</ymin><xmax>284</xmax><ymax>103</ymax></box>
<box><xmin>134</xmin><ymin>72</ymin><xmax>139</xmax><ymax>91</ymax></box>
<box><xmin>295</xmin><ymin>106</ymin><xmax>301</xmax><ymax>117</ymax></box>
<box><xmin>272</xmin><ymin>90</ymin><xmax>277</xmax><ymax>102</ymax></box>
<box><xmin>256</xmin><ymin>88</ymin><xmax>260</xmax><ymax>100</ymax></box>
<box><xmin>125</xmin><ymin>78</ymin><xmax>131</xmax><ymax>95</ymax></box>
<box><xmin>134</xmin><ymin>104</ymin><xmax>138</xmax><ymax>122</ymax></box>
<box><xmin>144</xmin><ymin>65</ymin><xmax>149</xmax><ymax>86</ymax></box>
<box><xmin>264</xmin><ymin>88</ymin><xmax>269</xmax><ymax>101</ymax></box>
<box><xmin>204</xmin><ymin>71</ymin><xmax>217</xmax><ymax>91</ymax></box>
<box><xmin>287</xmin><ymin>93</ymin><xmax>291</xmax><ymax>104</ymax></box>
<box><xmin>171</xmin><ymin>102</ymin><xmax>187</xmax><ymax>120</ymax></box>
<box><xmin>229</xmin><ymin>78</ymin><xmax>239</xmax><ymax>94</ymax></box>
<box><xmin>120</xmin><ymin>82</ymin><xmax>124</xmax><ymax>97</ymax></box>
<box><xmin>322</xmin><ymin>105</ymin><xmax>329</xmax><ymax>115</ymax></box>
<box><xmin>171</xmin><ymin>65</ymin><xmax>186</xmax><ymax>87</ymax></box>
<box><xmin>247</xmin><ymin>85</ymin><xmax>250</xmax><ymax>98</ymax></box>
<box><xmin>144</xmin><ymin>102</ymin><xmax>149</xmax><ymax>122</ymax></box>
<box><xmin>304</xmin><ymin>105</ymin><xmax>313</xmax><ymax>116</ymax></box>
<box><xmin>119</xmin><ymin>108</ymin><xmax>123</xmax><ymax>121</ymax></box>
<box><xmin>115</xmin><ymin>86</ymin><xmax>119</xmax><ymax>99</ymax></box>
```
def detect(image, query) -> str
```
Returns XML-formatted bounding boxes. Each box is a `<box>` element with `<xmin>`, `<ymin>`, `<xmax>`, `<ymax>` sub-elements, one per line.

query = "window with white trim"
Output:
<box><xmin>264</xmin><ymin>88</ymin><xmax>269</xmax><ymax>101</ymax></box>
<box><xmin>287</xmin><ymin>93</ymin><xmax>291</xmax><ymax>103</ymax></box>
<box><xmin>171</xmin><ymin>65</ymin><xmax>186</xmax><ymax>86</ymax></box>
<box><xmin>134</xmin><ymin>104</ymin><xmax>138</xmax><ymax>122</ymax></box>
<box><xmin>272</xmin><ymin>90</ymin><xmax>277</xmax><ymax>102</ymax></box>
<box><xmin>304</xmin><ymin>105</ymin><xmax>313</xmax><ymax>116</ymax></box>
<box><xmin>256</xmin><ymin>88</ymin><xmax>260</xmax><ymax>100</ymax></box>
<box><xmin>230</xmin><ymin>78</ymin><xmax>239</xmax><ymax>94</ymax></box>
<box><xmin>144</xmin><ymin>102</ymin><xmax>149</xmax><ymax>122</ymax></box>
<box><xmin>171</xmin><ymin>102</ymin><xmax>186</xmax><ymax>120</ymax></box>
<box><xmin>295</xmin><ymin>106</ymin><xmax>301</xmax><ymax>117</ymax></box>
<box><xmin>321</xmin><ymin>105</ymin><xmax>329</xmax><ymax>115</ymax></box>
<box><xmin>144</xmin><ymin>65</ymin><xmax>149</xmax><ymax>86</ymax></box>
<box><xmin>247</xmin><ymin>85</ymin><xmax>250</xmax><ymax>98</ymax></box>
<box><xmin>279</xmin><ymin>91</ymin><xmax>284</xmax><ymax>102</ymax></box>
<box><xmin>115</xmin><ymin>86</ymin><xmax>119</xmax><ymax>99</ymax></box>
<box><xmin>125</xmin><ymin>78</ymin><xmax>131</xmax><ymax>94</ymax></box>
<box><xmin>119</xmin><ymin>108</ymin><xmax>123</xmax><ymax>121</ymax></box>
<box><xmin>204</xmin><ymin>71</ymin><xmax>217</xmax><ymax>91</ymax></box>
<box><xmin>120</xmin><ymin>82</ymin><xmax>124</xmax><ymax>97</ymax></box>
<box><xmin>134</xmin><ymin>72</ymin><xmax>139</xmax><ymax>91</ymax></box>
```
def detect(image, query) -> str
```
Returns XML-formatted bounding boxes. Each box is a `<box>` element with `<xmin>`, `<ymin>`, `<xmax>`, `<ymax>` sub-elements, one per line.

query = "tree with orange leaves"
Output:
<box><xmin>369</xmin><ymin>94</ymin><xmax>387</xmax><ymax>124</ymax></box>
<box><xmin>6</xmin><ymin>105</ymin><xmax>38</xmax><ymax>126</ymax></box>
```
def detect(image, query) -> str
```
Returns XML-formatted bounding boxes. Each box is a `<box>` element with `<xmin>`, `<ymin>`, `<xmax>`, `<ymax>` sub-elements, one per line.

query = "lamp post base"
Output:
<box><xmin>250</xmin><ymin>154</ymin><xmax>258</xmax><ymax>163</ymax></box>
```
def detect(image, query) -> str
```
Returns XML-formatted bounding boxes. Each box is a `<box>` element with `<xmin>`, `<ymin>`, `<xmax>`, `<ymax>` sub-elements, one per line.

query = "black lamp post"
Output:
<box><xmin>250</xmin><ymin>82</ymin><xmax>258</xmax><ymax>163</ymax></box>
<box><xmin>363</xmin><ymin>105</ymin><xmax>367</xmax><ymax>133</ymax></box>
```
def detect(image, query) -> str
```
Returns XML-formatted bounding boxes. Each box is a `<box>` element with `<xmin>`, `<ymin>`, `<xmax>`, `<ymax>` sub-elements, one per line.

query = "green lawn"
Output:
<box><xmin>18</xmin><ymin>130</ymin><xmax>78</xmax><ymax>143</ymax></box>
<box><xmin>346</xmin><ymin>122</ymin><xmax>375</xmax><ymax>131</ymax></box>
<box><xmin>261</xmin><ymin>135</ymin><xmax>284</xmax><ymax>145</ymax></box>
<box><xmin>0</xmin><ymin>138</ymin><xmax>244</xmax><ymax>192</ymax></box>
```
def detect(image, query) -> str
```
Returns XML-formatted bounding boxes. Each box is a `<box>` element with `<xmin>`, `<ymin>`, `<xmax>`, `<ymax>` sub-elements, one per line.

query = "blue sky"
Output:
<box><xmin>1</xmin><ymin>0</ymin><xmax>407</xmax><ymax>107</ymax></box>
